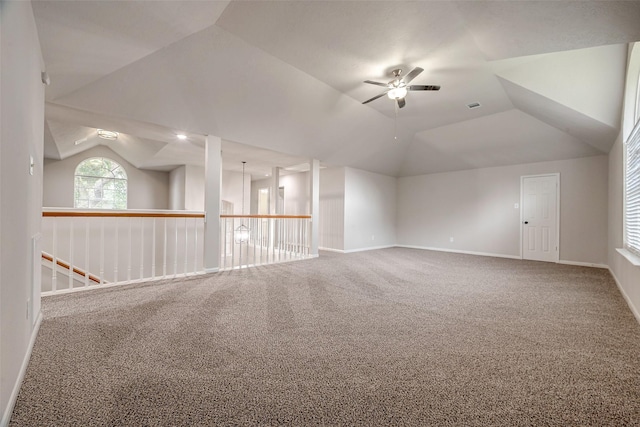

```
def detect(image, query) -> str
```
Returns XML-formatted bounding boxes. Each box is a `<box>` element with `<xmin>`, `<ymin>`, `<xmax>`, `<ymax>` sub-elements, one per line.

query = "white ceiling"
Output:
<box><xmin>33</xmin><ymin>1</ymin><xmax>640</xmax><ymax>178</ymax></box>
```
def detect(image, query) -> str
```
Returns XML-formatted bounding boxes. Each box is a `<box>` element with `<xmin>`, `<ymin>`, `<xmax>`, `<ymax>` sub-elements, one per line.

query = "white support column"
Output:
<box><xmin>204</xmin><ymin>135</ymin><xmax>222</xmax><ymax>273</ymax></box>
<box><xmin>270</xmin><ymin>166</ymin><xmax>281</xmax><ymax>214</ymax></box>
<box><xmin>309</xmin><ymin>159</ymin><xmax>320</xmax><ymax>257</ymax></box>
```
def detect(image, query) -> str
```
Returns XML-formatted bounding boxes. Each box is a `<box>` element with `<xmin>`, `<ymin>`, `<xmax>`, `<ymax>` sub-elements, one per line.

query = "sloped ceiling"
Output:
<box><xmin>33</xmin><ymin>1</ymin><xmax>640</xmax><ymax>178</ymax></box>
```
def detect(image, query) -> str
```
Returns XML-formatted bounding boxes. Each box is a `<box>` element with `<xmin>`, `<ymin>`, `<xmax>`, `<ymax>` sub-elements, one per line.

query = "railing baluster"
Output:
<box><xmin>222</xmin><ymin>217</ymin><xmax>226</xmax><ymax>270</ymax></box>
<box><xmin>184</xmin><ymin>217</ymin><xmax>188</xmax><ymax>277</ymax></box>
<box><xmin>100</xmin><ymin>217</ymin><xmax>105</xmax><ymax>285</ymax></box>
<box><xmin>163</xmin><ymin>217</ymin><xmax>167</xmax><ymax>278</ymax></box>
<box><xmin>151</xmin><ymin>218</ymin><xmax>156</xmax><ymax>279</ymax></box>
<box><xmin>194</xmin><ymin>217</ymin><xmax>198</xmax><ymax>273</ymax></box>
<box><xmin>52</xmin><ymin>218</ymin><xmax>57</xmax><ymax>292</ymax></box>
<box><xmin>85</xmin><ymin>218</ymin><xmax>90</xmax><ymax>287</ymax></box>
<box><xmin>68</xmin><ymin>219</ymin><xmax>74</xmax><ymax>289</ymax></box>
<box><xmin>114</xmin><ymin>218</ymin><xmax>119</xmax><ymax>283</ymax></box>
<box><xmin>253</xmin><ymin>218</ymin><xmax>257</xmax><ymax>266</ymax></box>
<box><xmin>127</xmin><ymin>217</ymin><xmax>132</xmax><ymax>283</ymax></box>
<box><xmin>140</xmin><ymin>217</ymin><xmax>144</xmax><ymax>280</ymax></box>
<box><xmin>174</xmin><ymin>217</ymin><xmax>178</xmax><ymax>277</ymax></box>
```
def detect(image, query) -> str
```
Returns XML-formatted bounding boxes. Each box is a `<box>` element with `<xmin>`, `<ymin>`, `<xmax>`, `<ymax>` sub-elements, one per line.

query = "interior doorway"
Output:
<box><xmin>521</xmin><ymin>174</ymin><xmax>559</xmax><ymax>262</ymax></box>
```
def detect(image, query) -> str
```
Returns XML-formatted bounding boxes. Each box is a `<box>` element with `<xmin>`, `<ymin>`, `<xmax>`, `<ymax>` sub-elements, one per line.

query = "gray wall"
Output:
<box><xmin>344</xmin><ymin>167</ymin><xmax>397</xmax><ymax>252</ymax></box>
<box><xmin>1</xmin><ymin>2</ymin><xmax>45</xmax><ymax>423</ymax></box>
<box><xmin>43</xmin><ymin>145</ymin><xmax>170</xmax><ymax>209</ymax></box>
<box><xmin>397</xmin><ymin>155</ymin><xmax>609</xmax><ymax>265</ymax></box>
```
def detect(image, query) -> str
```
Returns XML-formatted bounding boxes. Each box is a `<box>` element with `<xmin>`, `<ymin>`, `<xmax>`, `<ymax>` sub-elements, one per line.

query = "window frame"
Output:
<box><xmin>74</xmin><ymin>157</ymin><xmax>128</xmax><ymax>210</ymax></box>
<box><xmin>625</xmin><ymin>120</ymin><xmax>640</xmax><ymax>257</ymax></box>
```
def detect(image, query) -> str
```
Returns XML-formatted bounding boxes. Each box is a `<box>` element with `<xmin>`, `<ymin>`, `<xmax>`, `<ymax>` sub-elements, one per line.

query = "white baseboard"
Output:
<box><xmin>343</xmin><ymin>245</ymin><xmax>396</xmax><ymax>254</ymax></box>
<box><xmin>609</xmin><ymin>268</ymin><xmax>640</xmax><ymax>325</ymax></box>
<box><xmin>396</xmin><ymin>245</ymin><xmax>521</xmax><ymax>260</ymax></box>
<box><xmin>318</xmin><ymin>247</ymin><xmax>345</xmax><ymax>253</ymax></box>
<box><xmin>558</xmin><ymin>260</ymin><xmax>609</xmax><ymax>269</ymax></box>
<box><xmin>1</xmin><ymin>310</ymin><xmax>43</xmax><ymax>427</ymax></box>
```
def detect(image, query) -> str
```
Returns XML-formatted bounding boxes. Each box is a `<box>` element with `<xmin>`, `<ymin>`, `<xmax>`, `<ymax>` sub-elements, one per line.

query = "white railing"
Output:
<box><xmin>220</xmin><ymin>215</ymin><xmax>312</xmax><ymax>270</ymax></box>
<box><xmin>41</xmin><ymin>209</ymin><xmax>205</xmax><ymax>295</ymax></box>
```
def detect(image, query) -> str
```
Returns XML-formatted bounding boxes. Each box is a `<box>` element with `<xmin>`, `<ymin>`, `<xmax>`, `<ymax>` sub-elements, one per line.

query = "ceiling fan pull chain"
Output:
<box><xmin>394</xmin><ymin>100</ymin><xmax>398</xmax><ymax>140</ymax></box>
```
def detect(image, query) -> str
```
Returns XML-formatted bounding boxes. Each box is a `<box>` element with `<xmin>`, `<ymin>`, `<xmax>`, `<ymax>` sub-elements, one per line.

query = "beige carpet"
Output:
<box><xmin>10</xmin><ymin>248</ymin><xmax>640</xmax><ymax>426</ymax></box>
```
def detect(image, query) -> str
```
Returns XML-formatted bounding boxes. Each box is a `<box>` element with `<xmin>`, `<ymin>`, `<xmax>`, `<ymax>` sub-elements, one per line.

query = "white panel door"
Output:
<box><xmin>522</xmin><ymin>174</ymin><xmax>558</xmax><ymax>262</ymax></box>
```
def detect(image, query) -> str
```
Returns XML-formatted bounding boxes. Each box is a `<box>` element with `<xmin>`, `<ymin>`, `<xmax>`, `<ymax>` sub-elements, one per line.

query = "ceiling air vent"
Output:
<box><xmin>467</xmin><ymin>102</ymin><xmax>481</xmax><ymax>109</ymax></box>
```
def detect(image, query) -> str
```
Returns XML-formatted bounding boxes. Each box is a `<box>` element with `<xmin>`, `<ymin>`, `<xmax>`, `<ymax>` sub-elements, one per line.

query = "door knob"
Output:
<box><xmin>523</xmin><ymin>221</ymin><xmax>529</xmax><ymax>224</ymax></box>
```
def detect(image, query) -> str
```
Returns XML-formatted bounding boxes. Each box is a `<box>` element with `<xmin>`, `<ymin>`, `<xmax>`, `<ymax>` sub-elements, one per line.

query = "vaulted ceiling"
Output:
<box><xmin>34</xmin><ymin>1</ymin><xmax>640</xmax><ymax>178</ymax></box>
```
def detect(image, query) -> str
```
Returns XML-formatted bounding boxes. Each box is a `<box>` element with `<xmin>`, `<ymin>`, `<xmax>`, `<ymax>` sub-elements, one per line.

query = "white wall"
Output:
<box><xmin>1</xmin><ymin>2</ymin><xmax>45</xmax><ymax>424</ymax></box>
<box><xmin>185</xmin><ymin>165</ymin><xmax>206</xmax><ymax>211</ymax></box>
<box><xmin>397</xmin><ymin>155</ymin><xmax>608</xmax><ymax>264</ymax></box>
<box><xmin>319</xmin><ymin>167</ymin><xmax>345</xmax><ymax>251</ymax></box>
<box><xmin>608</xmin><ymin>43</ymin><xmax>640</xmax><ymax>322</ymax></box>
<box><xmin>252</xmin><ymin>172</ymin><xmax>308</xmax><ymax>215</ymax></box>
<box><xmin>43</xmin><ymin>145</ymin><xmax>170</xmax><ymax>209</ymax></box>
<box><xmin>222</xmin><ymin>170</ymin><xmax>250</xmax><ymax>215</ymax></box>
<box><xmin>344</xmin><ymin>168</ymin><xmax>397</xmax><ymax>252</ymax></box>
<box><xmin>170</xmin><ymin>167</ymin><xmax>249</xmax><ymax>213</ymax></box>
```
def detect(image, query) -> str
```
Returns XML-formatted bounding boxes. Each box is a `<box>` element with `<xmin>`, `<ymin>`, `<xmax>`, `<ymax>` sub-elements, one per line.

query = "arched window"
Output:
<box><xmin>74</xmin><ymin>157</ymin><xmax>127</xmax><ymax>209</ymax></box>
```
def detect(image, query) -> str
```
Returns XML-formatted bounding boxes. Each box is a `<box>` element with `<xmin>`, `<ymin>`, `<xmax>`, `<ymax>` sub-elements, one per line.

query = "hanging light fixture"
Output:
<box><xmin>234</xmin><ymin>161</ymin><xmax>250</xmax><ymax>243</ymax></box>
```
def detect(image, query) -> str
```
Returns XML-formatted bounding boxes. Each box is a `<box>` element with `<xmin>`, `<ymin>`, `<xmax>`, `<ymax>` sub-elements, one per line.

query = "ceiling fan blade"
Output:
<box><xmin>364</xmin><ymin>80</ymin><xmax>389</xmax><ymax>87</ymax></box>
<box><xmin>397</xmin><ymin>97</ymin><xmax>406</xmax><ymax>109</ymax></box>
<box><xmin>408</xmin><ymin>85</ymin><xmax>441</xmax><ymax>91</ymax></box>
<box><xmin>403</xmin><ymin>67</ymin><xmax>424</xmax><ymax>84</ymax></box>
<box><xmin>362</xmin><ymin>91</ymin><xmax>389</xmax><ymax>104</ymax></box>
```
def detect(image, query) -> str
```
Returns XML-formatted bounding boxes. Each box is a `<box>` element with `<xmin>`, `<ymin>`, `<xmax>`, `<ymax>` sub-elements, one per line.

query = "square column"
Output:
<box><xmin>309</xmin><ymin>159</ymin><xmax>320</xmax><ymax>256</ymax></box>
<box><xmin>203</xmin><ymin>135</ymin><xmax>222</xmax><ymax>273</ymax></box>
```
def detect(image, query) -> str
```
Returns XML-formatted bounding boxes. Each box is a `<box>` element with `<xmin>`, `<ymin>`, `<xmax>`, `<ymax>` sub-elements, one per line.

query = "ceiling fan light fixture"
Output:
<box><xmin>387</xmin><ymin>86</ymin><xmax>408</xmax><ymax>100</ymax></box>
<box><xmin>97</xmin><ymin>129</ymin><xmax>118</xmax><ymax>140</ymax></box>
<box><xmin>176</xmin><ymin>133</ymin><xmax>187</xmax><ymax>140</ymax></box>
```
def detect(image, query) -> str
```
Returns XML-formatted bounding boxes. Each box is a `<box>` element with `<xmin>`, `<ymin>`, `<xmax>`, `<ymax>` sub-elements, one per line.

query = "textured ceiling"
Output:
<box><xmin>33</xmin><ymin>0</ymin><xmax>640</xmax><ymax>178</ymax></box>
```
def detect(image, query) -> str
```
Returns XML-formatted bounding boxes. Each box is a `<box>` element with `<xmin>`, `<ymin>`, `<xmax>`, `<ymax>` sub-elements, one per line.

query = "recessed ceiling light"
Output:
<box><xmin>467</xmin><ymin>102</ymin><xmax>482</xmax><ymax>109</ymax></box>
<box><xmin>97</xmin><ymin>129</ymin><xmax>118</xmax><ymax>140</ymax></box>
<box><xmin>177</xmin><ymin>134</ymin><xmax>187</xmax><ymax>140</ymax></box>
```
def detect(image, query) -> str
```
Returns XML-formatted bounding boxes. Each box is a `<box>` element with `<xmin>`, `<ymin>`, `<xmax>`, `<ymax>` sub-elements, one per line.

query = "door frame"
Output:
<box><xmin>520</xmin><ymin>173</ymin><xmax>560</xmax><ymax>262</ymax></box>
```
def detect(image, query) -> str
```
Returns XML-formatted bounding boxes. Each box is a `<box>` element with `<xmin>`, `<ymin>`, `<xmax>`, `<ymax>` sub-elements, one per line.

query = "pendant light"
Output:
<box><xmin>234</xmin><ymin>161</ymin><xmax>250</xmax><ymax>243</ymax></box>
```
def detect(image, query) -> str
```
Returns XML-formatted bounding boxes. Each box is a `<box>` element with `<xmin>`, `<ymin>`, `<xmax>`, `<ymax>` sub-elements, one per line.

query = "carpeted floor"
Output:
<box><xmin>10</xmin><ymin>248</ymin><xmax>640</xmax><ymax>426</ymax></box>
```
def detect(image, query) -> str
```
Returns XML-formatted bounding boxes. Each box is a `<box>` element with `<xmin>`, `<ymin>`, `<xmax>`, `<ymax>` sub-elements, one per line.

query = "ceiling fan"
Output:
<box><xmin>362</xmin><ymin>67</ymin><xmax>440</xmax><ymax>108</ymax></box>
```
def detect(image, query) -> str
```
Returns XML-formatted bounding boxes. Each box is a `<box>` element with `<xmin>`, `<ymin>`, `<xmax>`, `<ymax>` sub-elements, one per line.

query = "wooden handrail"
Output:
<box><xmin>43</xmin><ymin>211</ymin><xmax>205</xmax><ymax>218</ymax></box>
<box><xmin>220</xmin><ymin>215</ymin><xmax>311</xmax><ymax>219</ymax></box>
<box><xmin>42</xmin><ymin>210</ymin><xmax>309</xmax><ymax>219</ymax></box>
<box><xmin>41</xmin><ymin>252</ymin><xmax>101</xmax><ymax>284</ymax></box>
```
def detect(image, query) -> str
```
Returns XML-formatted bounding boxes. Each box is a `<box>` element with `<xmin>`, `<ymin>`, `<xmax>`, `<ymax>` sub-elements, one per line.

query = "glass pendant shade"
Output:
<box><xmin>234</xmin><ymin>224</ymin><xmax>250</xmax><ymax>243</ymax></box>
<box><xmin>387</xmin><ymin>86</ymin><xmax>408</xmax><ymax>100</ymax></box>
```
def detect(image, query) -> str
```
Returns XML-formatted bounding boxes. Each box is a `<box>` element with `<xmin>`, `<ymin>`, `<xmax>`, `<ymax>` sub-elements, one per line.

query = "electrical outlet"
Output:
<box><xmin>371</xmin><ymin>235</ymin><xmax>375</xmax><ymax>241</ymax></box>
<box><xmin>449</xmin><ymin>237</ymin><xmax>454</xmax><ymax>243</ymax></box>
<box><xmin>514</xmin><ymin>203</ymin><xmax>519</xmax><ymax>209</ymax></box>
